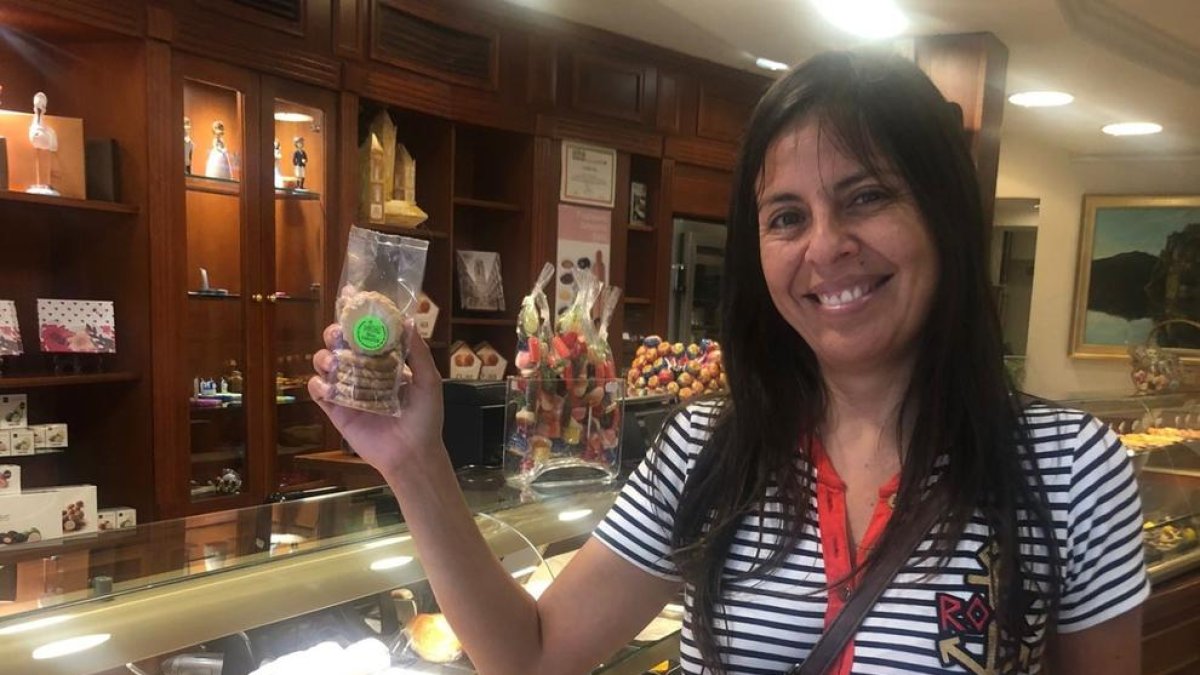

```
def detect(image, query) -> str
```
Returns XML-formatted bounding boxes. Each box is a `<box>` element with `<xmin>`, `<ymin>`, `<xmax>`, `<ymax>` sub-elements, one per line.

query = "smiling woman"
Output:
<box><xmin>309</xmin><ymin>49</ymin><xmax>1147</xmax><ymax>675</ymax></box>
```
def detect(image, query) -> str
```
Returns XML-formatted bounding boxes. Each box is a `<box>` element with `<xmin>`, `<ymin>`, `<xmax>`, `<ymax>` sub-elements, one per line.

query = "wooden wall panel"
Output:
<box><xmin>568</xmin><ymin>51</ymin><xmax>656</xmax><ymax>126</ymax></box>
<box><xmin>0</xmin><ymin>0</ymin><xmax>144</xmax><ymax>36</ymax></box>
<box><xmin>656</xmin><ymin>71</ymin><xmax>682</xmax><ymax>134</ymax></box>
<box><xmin>171</xmin><ymin>1</ymin><xmax>341</xmax><ymax>89</ymax></box>
<box><xmin>914</xmin><ymin>32</ymin><xmax>1008</xmax><ymax>228</ymax></box>
<box><xmin>671</xmin><ymin>162</ymin><xmax>732</xmax><ymax>222</ymax></box>
<box><xmin>664</xmin><ymin>136</ymin><xmax>739</xmax><ymax>172</ymax></box>
<box><xmin>1143</xmin><ymin>573</ymin><xmax>1200</xmax><ymax>675</ymax></box>
<box><xmin>334</xmin><ymin>0</ymin><xmax>366</xmax><ymax>57</ymax></box>
<box><xmin>526</xmin><ymin>33</ymin><xmax>557</xmax><ymax>108</ymax></box>
<box><xmin>370</xmin><ymin>0</ymin><xmax>500</xmax><ymax>91</ymax></box>
<box><xmin>697</xmin><ymin>82</ymin><xmax>757</xmax><ymax>144</ymax></box>
<box><xmin>535</xmin><ymin>115</ymin><xmax>661</xmax><ymax>158</ymax></box>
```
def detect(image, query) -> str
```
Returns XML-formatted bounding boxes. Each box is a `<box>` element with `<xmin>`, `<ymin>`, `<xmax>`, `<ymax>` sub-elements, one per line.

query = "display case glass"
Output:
<box><xmin>0</xmin><ymin>475</ymin><xmax>680</xmax><ymax>674</ymax></box>
<box><xmin>1059</xmin><ymin>392</ymin><xmax>1200</xmax><ymax>583</ymax></box>
<box><xmin>268</xmin><ymin>94</ymin><xmax>331</xmax><ymax>493</ymax></box>
<box><xmin>183</xmin><ymin>75</ymin><xmax>253</xmax><ymax>504</ymax></box>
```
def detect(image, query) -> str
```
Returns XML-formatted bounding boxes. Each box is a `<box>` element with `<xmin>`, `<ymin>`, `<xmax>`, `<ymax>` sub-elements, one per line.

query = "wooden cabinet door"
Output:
<box><xmin>171</xmin><ymin>54</ymin><xmax>267</xmax><ymax>516</ymax></box>
<box><xmin>257</xmin><ymin>75</ymin><xmax>339</xmax><ymax>497</ymax></box>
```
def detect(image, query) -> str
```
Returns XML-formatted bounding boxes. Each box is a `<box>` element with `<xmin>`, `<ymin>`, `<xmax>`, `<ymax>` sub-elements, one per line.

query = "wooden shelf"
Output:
<box><xmin>624</xmin><ymin>296</ymin><xmax>652</xmax><ymax>305</ymax></box>
<box><xmin>0</xmin><ymin>190</ymin><xmax>137</xmax><ymax>214</ymax></box>
<box><xmin>0</xmin><ymin>371</ymin><xmax>140</xmax><ymax>390</ymax></box>
<box><xmin>390</xmin><ymin>227</ymin><xmax>449</xmax><ymax>240</ymax></box>
<box><xmin>451</xmin><ymin>317</ymin><xmax>517</xmax><ymax>327</ymax></box>
<box><xmin>626</xmin><ymin>223</ymin><xmax>654</xmax><ymax>233</ymax></box>
<box><xmin>453</xmin><ymin>196</ymin><xmax>522</xmax><ymax>213</ymax></box>
<box><xmin>188</xmin><ymin>291</ymin><xmax>241</xmax><ymax>299</ymax></box>
<box><xmin>186</xmin><ymin>175</ymin><xmax>241</xmax><ymax>196</ymax></box>
<box><xmin>3</xmin><ymin>450</ymin><xmax>66</xmax><ymax>458</ymax></box>
<box><xmin>274</xmin><ymin>188</ymin><xmax>321</xmax><ymax>201</ymax></box>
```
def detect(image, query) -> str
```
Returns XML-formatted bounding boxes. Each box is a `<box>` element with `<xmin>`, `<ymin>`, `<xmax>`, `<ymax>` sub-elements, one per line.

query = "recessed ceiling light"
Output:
<box><xmin>274</xmin><ymin>112</ymin><xmax>314</xmax><ymax>123</ymax></box>
<box><xmin>755</xmin><ymin>57</ymin><xmax>790</xmax><ymax>72</ymax></box>
<box><xmin>1008</xmin><ymin>91</ymin><xmax>1074</xmax><ymax>108</ymax></box>
<box><xmin>1101</xmin><ymin>122</ymin><xmax>1163</xmax><ymax>136</ymax></box>
<box><xmin>812</xmin><ymin>0</ymin><xmax>908</xmax><ymax>39</ymax></box>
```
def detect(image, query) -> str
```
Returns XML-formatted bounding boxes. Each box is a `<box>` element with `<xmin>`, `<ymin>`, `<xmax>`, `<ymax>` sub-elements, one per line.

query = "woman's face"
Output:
<box><xmin>756</xmin><ymin>120</ymin><xmax>939</xmax><ymax>375</ymax></box>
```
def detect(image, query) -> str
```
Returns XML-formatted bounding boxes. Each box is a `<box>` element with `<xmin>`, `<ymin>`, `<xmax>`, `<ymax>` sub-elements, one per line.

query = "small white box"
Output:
<box><xmin>0</xmin><ymin>491</ymin><xmax>63</xmax><ymax>545</ymax></box>
<box><xmin>474</xmin><ymin>342</ymin><xmax>508</xmax><ymax>381</ymax></box>
<box><xmin>27</xmin><ymin>485</ymin><xmax>97</xmax><ymax>536</ymax></box>
<box><xmin>0</xmin><ymin>431</ymin><xmax>11</xmax><ymax>457</ymax></box>
<box><xmin>0</xmin><ymin>394</ymin><xmax>27</xmax><ymax>429</ymax></box>
<box><xmin>44</xmin><ymin>424</ymin><xmax>68</xmax><ymax>448</ymax></box>
<box><xmin>448</xmin><ymin>341</ymin><xmax>481</xmax><ymax>380</ymax></box>
<box><xmin>98</xmin><ymin>507</ymin><xmax>136</xmax><ymax>531</ymax></box>
<box><xmin>30</xmin><ymin>425</ymin><xmax>48</xmax><ymax>448</ymax></box>
<box><xmin>414</xmin><ymin>293</ymin><xmax>439</xmax><ymax>340</ymax></box>
<box><xmin>0</xmin><ymin>465</ymin><xmax>19</xmax><ymax>494</ymax></box>
<box><xmin>9</xmin><ymin>429</ymin><xmax>34</xmax><ymax>456</ymax></box>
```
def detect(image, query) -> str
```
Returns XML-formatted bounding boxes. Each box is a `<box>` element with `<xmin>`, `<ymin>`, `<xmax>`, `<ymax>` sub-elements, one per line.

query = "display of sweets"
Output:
<box><xmin>506</xmin><ymin>264</ymin><xmax>623</xmax><ymax>483</ymax></box>
<box><xmin>625</xmin><ymin>335</ymin><xmax>727</xmax><ymax>400</ymax></box>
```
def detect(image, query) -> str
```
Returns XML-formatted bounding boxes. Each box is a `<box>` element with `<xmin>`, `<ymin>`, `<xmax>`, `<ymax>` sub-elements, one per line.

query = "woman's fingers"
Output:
<box><xmin>323</xmin><ymin>323</ymin><xmax>342</xmax><ymax>350</ymax></box>
<box><xmin>312</xmin><ymin>349</ymin><xmax>336</xmax><ymax>375</ymax></box>
<box><xmin>307</xmin><ymin>374</ymin><xmax>331</xmax><ymax>402</ymax></box>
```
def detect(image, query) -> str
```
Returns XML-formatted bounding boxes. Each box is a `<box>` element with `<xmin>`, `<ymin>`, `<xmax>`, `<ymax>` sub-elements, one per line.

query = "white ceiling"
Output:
<box><xmin>502</xmin><ymin>0</ymin><xmax>1200</xmax><ymax>157</ymax></box>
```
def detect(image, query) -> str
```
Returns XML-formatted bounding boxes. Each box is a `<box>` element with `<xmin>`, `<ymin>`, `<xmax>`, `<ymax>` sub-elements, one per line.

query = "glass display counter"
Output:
<box><xmin>0</xmin><ymin>474</ymin><xmax>679</xmax><ymax>674</ymax></box>
<box><xmin>1059</xmin><ymin>392</ymin><xmax>1200</xmax><ymax>583</ymax></box>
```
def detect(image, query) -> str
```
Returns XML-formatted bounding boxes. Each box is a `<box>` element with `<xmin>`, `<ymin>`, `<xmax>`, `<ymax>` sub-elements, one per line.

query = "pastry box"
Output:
<box><xmin>0</xmin><ymin>491</ymin><xmax>63</xmax><ymax>545</ymax></box>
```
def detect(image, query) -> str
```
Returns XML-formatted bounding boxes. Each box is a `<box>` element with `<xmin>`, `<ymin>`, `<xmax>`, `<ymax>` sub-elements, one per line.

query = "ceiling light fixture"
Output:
<box><xmin>811</xmin><ymin>0</ymin><xmax>908</xmax><ymax>39</ymax></box>
<box><xmin>1102</xmin><ymin>122</ymin><xmax>1163</xmax><ymax>136</ymax></box>
<box><xmin>1008</xmin><ymin>91</ymin><xmax>1074</xmax><ymax>108</ymax></box>
<box><xmin>754</xmin><ymin>57</ymin><xmax>790</xmax><ymax>72</ymax></box>
<box><xmin>273</xmin><ymin>112</ymin><xmax>314</xmax><ymax>123</ymax></box>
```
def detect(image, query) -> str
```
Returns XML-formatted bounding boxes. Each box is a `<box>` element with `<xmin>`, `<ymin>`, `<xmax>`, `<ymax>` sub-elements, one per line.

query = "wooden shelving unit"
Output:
<box><xmin>451</xmin><ymin>317</ymin><xmax>517</xmax><ymax>327</ymax></box>
<box><xmin>453</xmin><ymin>196</ymin><xmax>523</xmax><ymax>213</ymax></box>
<box><xmin>0</xmin><ymin>190</ymin><xmax>138</xmax><ymax>214</ymax></box>
<box><xmin>0</xmin><ymin>372</ymin><xmax>140</xmax><ymax>390</ymax></box>
<box><xmin>185</xmin><ymin>175</ymin><xmax>241</xmax><ymax>196</ymax></box>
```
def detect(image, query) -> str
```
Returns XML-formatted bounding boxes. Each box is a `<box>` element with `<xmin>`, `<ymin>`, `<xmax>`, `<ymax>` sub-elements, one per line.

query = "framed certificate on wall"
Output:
<box><xmin>560</xmin><ymin>140</ymin><xmax>616</xmax><ymax>208</ymax></box>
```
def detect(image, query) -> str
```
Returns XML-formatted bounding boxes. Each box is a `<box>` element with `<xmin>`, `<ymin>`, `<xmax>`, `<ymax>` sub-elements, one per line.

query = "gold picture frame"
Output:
<box><xmin>1071</xmin><ymin>195</ymin><xmax>1200</xmax><ymax>360</ymax></box>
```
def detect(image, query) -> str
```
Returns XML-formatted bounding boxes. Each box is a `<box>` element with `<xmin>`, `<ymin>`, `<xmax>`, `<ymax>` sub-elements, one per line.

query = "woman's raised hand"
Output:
<box><xmin>307</xmin><ymin>321</ymin><xmax>444</xmax><ymax>475</ymax></box>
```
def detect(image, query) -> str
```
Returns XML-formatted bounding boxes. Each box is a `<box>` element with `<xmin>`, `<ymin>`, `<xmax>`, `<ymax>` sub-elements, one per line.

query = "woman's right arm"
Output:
<box><xmin>310</xmin><ymin>325</ymin><xmax>679</xmax><ymax>674</ymax></box>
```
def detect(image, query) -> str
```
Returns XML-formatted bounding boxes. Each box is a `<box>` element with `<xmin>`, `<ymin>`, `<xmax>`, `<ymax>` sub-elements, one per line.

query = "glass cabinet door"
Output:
<box><xmin>265</xmin><ymin>84</ymin><xmax>334</xmax><ymax>493</ymax></box>
<box><xmin>182</xmin><ymin>67</ymin><xmax>258</xmax><ymax>506</ymax></box>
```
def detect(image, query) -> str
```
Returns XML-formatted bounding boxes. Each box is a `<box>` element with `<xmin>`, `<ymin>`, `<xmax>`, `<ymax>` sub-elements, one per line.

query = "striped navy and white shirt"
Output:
<box><xmin>594</xmin><ymin>401</ymin><xmax>1149</xmax><ymax>674</ymax></box>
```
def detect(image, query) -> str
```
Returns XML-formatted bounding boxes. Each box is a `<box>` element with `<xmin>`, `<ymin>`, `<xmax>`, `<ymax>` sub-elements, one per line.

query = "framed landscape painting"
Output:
<box><xmin>1071</xmin><ymin>195</ymin><xmax>1200</xmax><ymax>360</ymax></box>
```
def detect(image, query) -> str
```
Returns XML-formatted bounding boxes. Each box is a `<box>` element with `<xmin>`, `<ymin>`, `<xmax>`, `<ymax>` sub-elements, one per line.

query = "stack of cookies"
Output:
<box><xmin>329</xmin><ymin>290</ymin><xmax>407</xmax><ymax>415</ymax></box>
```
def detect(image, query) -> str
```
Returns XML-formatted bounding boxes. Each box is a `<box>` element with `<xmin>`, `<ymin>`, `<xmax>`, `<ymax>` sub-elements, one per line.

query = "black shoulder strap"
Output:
<box><xmin>791</xmin><ymin>501</ymin><xmax>943</xmax><ymax>675</ymax></box>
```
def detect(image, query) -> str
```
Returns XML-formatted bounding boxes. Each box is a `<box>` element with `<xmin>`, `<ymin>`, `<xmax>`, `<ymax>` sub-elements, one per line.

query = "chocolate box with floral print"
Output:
<box><xmin>36</xmin><ymin>299</ymin><xmax>116</xmax><ymax>354</ymax></box>
<box><xmin>0</xmin><ymin>301</ymin><xmax>22</xmax><ymax>357</ymax></box>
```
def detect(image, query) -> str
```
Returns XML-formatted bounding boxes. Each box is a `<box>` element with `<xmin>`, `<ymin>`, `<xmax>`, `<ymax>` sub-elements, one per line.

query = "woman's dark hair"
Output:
<box><xmin>669</xmin><ymin>50</ymin><xmax>1060</xmax><ymax>672</ymax></box>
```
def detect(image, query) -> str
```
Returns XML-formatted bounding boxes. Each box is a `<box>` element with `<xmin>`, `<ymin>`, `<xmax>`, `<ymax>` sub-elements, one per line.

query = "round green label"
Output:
<box><xmin>353</xmin><ymin>316</ymin><xmax>389</xmax><ymax>352</ymax></box>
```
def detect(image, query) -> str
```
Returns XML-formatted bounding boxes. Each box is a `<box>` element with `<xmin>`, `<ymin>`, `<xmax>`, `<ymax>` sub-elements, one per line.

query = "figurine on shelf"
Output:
<box><xmin>273</xmin><ymin>137</ymin><xmax>284</xmax><ymax>189</ymax></box>
<box><xmin>183</xmin><ymin>116</ymin><xmax>194</xmax><ymax>175</ymax></box>
<box><xmin>26</xmin><ymin>92</ymin><xmax>59</xmax><ymax>196</ymax></box>
<box><xmin>205</xmin><ymin>120</ymin><xmax>233</xmax><ymax>180</ymax></box>
<box><xmin>291</xmin><ymin>136</ymin><xmax>308</xmax><ymax>190</ymax></box>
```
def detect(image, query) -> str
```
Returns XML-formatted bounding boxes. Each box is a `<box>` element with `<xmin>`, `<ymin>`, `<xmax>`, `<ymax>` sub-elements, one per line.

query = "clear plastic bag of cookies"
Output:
<box><xmin>327</xmin><ymin>226</ymin><xmax>429</xmax><ymax>416</ymax></box>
